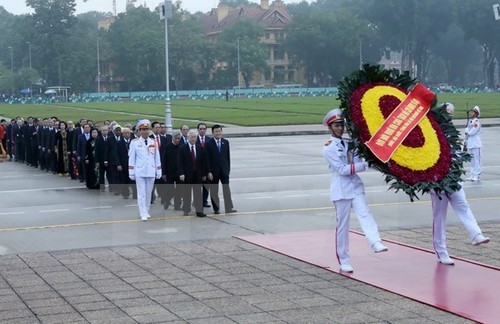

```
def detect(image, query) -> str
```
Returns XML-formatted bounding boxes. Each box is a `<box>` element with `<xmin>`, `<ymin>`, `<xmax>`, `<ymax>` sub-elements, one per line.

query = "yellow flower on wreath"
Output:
<box><xmin>360</xmin><ymin>85</ymin><xmax>440</xmax><ymax>171</ymax></box>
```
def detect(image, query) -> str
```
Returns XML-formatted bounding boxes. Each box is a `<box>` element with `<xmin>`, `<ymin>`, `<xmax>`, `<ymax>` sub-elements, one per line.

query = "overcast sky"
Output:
<box><xmin>0</xmin><ymin>0</ymin><xmax>308</xmax><ymax>16</ymax></box>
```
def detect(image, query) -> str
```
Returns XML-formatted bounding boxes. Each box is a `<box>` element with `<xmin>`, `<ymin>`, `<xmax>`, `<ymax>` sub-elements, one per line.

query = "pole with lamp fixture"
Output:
<box><xmin>237</xmin><ymin>37</ymin><xmax>241</xmax><ymax>93</ymax></box>
<box><xmin>160</xmin><ymin>0</ymin><xmax>173</xmax><ymax>134</ymax></box>
<box><xmin>8</xmin><ymin>46</ymin><xmax>14</xmax><ymax>96</ymax></box>
<box><xmin>27</xmin><ymin>42</ymin><xmax>32</xmax><ymax>98</ymax></box>
<box><xmin>97</xmin><ymin>39</ymin><xmax>101</xmax><ymax>93</ymax></box>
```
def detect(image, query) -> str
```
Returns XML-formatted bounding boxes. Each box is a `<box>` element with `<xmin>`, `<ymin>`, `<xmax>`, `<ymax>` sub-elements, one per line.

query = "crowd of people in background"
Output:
<box><xmin>0</xmin><ymin>116</ymin><xmax>237</xmax><ymax>219</ymax></box>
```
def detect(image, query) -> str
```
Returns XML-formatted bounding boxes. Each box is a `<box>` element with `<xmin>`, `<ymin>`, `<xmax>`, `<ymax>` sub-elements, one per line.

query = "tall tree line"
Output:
<box><xmin>0</xmin><ymin>0</ymin><xmax>499</xmax><ymax>94</ymax></box>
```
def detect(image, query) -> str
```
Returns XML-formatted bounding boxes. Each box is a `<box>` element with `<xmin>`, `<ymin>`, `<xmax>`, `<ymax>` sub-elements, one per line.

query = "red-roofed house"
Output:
<box><xmin>200</xmin><ymin>0</ymin><xmax>305</xmax><ymax>87</ymax></box>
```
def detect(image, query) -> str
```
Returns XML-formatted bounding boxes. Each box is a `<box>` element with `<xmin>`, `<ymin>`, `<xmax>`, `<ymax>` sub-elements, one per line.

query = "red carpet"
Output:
<box><xmin>236</xmin><ymin>230</ymin><xmax>499</xmax><ymax>323</ymax></box>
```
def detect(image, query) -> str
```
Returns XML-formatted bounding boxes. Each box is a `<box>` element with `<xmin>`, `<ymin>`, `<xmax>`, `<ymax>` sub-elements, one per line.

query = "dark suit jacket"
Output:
<box><xmin>43</xmin><ymin>128</ymin><xmax>56</xmax><ymax>151</ymax></box>
<box><xmin>162</xmin><ymin>141</ymin><xmax>181</xmax><ymax>178</ymax></box>
<box><xmin>72</xmin><ymin>127</ymin><xmax>83</xmax><ymax>153</ymax></box>
<box><xmin>76</xmin><ymin>133</ymin><xmax>90</xmax><ymax>160</ymax></box>
<box><xmin>150</xmin><ymin>134</ymin><xmax>170</xmax><ymax>161</ymax></box>
<box><xmin>117</xmin><ymin>138</ymin><xmax>130</xmax><ymax>168</ymax></box>
<box><xmin>94</xmin><ymin>136</ymin><xmax>118</xmax><ymax>165</ymax></box>
<box><xmin>196</xmin><ymin>135</ymin><xmax>212</xmax><ymax>150</ymax></box>
<box><xmin>206</xmin><ymin>138</ymin><xmax>231</xmax><ymax>179</ymax></box>
<box><xmin>177</xmin><ymin>143</ymin><xmax>206</xmax><ymax>183</ymax></box>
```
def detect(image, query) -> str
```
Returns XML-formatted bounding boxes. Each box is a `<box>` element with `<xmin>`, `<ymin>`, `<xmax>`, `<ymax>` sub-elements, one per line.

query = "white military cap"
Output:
<box><xmin>472</xmin><ymin>106</ymin><xmax>480</xmax><ymax>117</ymax></box>
<box><xmin>112</xmin><ymin>124</ymin><xmax>122</xmax><ymax>131</ymax></box>
<box><xmin>323</xmin><ymin>108</ymin><xmax>343</xmax><ymax>126</ymax></box>
<box><xmin>136</xmin><ymin>119</ymin><xmax>151</xmax><ymax>129</ymax></box>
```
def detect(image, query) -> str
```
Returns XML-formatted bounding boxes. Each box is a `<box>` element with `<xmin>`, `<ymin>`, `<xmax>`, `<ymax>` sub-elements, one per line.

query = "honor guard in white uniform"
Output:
<box><xmin>128</xmin><ymin>119</ymin><xmax>162</xmax><ymax>221</ymax></box>
<box><xmin>322</xmin><ymin>108</ymin><xmax>388</xmax><ymax>273</ymax></box>
<box><xmin>464</xmin><ymin>105</ymin><xmax>482</xmax><ymax>181</ymax></box>
<box><xmin>430</xmin><ymin>103</ymin><xmax>489</xmax><ymax>266</ymax></box>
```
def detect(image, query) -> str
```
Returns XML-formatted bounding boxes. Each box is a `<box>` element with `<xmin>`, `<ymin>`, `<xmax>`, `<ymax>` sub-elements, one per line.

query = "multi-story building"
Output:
<box><xmin>201</xmin><ymin>0</ymin><xmax>305</xmax><ymax>87</ymax></box>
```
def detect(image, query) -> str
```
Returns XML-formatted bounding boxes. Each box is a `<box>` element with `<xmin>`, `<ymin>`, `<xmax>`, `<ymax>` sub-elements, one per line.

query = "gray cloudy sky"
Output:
<box><xmin>0</xmin><ymin>0</ymin><xmax>307</xmax><ymax>16</ymax></box>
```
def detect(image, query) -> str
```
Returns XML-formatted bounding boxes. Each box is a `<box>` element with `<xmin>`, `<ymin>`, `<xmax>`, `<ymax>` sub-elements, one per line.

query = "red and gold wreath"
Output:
<box><xmin>350</xmin><ymin>82</ymin><xmax>451</xmax><ymax>185</ymax></box>
<box><xmin>337</xmin><ymin>65</ymin><xmax>469</xmax><ymax>201</ymax></box>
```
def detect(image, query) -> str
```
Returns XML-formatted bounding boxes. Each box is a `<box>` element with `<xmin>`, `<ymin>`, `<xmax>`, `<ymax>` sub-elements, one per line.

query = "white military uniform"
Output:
<box><xmin>323</xmin><ymin>136</ymin><xmax>383</xmax><ymax>267</ymax></box>
<box><xmin>430</xmin><ymin>187</ymin><xmax>483</xmax><ymax>260</ymax></box>
<box><xmin>129</xmin><ymin>136</ymin><xmax>162</xmax><ymax>220</ymax></box>
<box><xmin>465</xmin><ymin>109</ymin><xmax>482</xmax><ymax>180</ymax></box>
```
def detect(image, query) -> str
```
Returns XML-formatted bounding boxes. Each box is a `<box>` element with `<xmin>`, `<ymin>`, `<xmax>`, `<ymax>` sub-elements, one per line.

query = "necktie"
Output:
<box><xmin>104</xmin><ymin>136</ymin><xmax>107</xmax><ymax>141</ymax></box>
<box><xmin>85</xmin><ymin>134</ymin><xmax>89</xmax><ymax>140</ymax></box>
<box><xmin>191</xmin><ymin>145</ymin><xmax>196</xmax><ymax>170</ymax></box>
<box><xmin>340</xmin><ymin>139</ymin><xmax>345</xmax><ymax>147</ymax></box>
<box><xmin>201</xmin><ymin>137</ymin><xmax>205</xmax><ymax>148</ymax></box>
<box><xmin>126</xmin><ymin>140</ymin><xmax>129</xmax><ymax>150</ymax></box>
<box><xmin>217</xmin><ymin>140</ymin><xmax>221</xmax><ymax>152</ymax></box>
<box><xmin>156</xmin><ymin>135</ymin><xmax>160</xmax><ymax>148</ymax></box>
<box><xmin>144</xmin><ymin>139</ymin><xmax>148</xmax><ymax>146</ymax></box>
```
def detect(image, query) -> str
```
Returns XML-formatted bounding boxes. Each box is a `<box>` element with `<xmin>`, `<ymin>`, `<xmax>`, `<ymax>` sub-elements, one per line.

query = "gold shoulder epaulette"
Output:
<box><xmin>324</xmin><ymin>140</ymin><xmax>332</xmax><ymax>146</ymax></box>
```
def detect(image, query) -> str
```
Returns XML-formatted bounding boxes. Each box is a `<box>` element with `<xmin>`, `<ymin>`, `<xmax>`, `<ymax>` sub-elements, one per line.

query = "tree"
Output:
<box><xmin>359</xmin><ymin>0</ymin><xmax>453</xmax><ymax>81</ymax></box>
<box><xmin>26</xmin><ymin>0</ymin><xmax>77</xmax><ymax>86</ymax></box>
<box><xmin>107</xmin><ymin>7</ymin><xmax>165</xmax><ymax>91</ymax></box>
<box><xmin>285</xmin><ymin>8</ymin><xmax>382</xmax><ymax>86</ymax></box>
<box><xmin>455</xmin><ymin>0</ymin><xmax>500</xmax><ymax>88</ymax></box>
<box><xmin>429</xmin><ymin>23</ymin><xmax>482</xmax><ymax>86</ymax></box>
<box><xmin>167</xmin><ymin>4</ymin><xmax>206</xmax><ymax>90</ymax></box>
<box><xmin>217</xmin><ymin>20</ymin><xmax>267</xmax><ymax>88</ymax></box>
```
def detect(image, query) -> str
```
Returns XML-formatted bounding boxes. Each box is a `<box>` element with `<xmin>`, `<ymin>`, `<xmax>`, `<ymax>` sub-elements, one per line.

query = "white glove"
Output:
<box><xmin>155</xmin><ymin>172</ymin><xmax>161</xmax><ymax>180</ymax></box>
<box><xmin>129</xmin><ymin>174</ymin><xmax>135</xmax><ymax>181</ymax></box>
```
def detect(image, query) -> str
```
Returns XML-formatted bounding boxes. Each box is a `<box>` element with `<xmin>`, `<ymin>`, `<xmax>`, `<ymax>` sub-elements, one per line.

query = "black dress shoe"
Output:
<box><xmin>213</xmin><ymin>210</ymin><xmax>220</xmax><ymax>214</ymax></box>
<box><xmin>203</xmin><ymin>203</ymin><xmax>211</xmax><ymax>208</ymax></box>
<box><xmin>163</xmin><ymin>203</ymin><xmax>170</xmax><ymax>210</ymax></box>
<box><xmin>226</xmin><ymin>209</ymin><xmax>237</xmax><ymax>214</ymax></box>
<box><xmin>196</xmin><ymin>212</ymin><xmax>207</xmax><ymax>218</ymax></box>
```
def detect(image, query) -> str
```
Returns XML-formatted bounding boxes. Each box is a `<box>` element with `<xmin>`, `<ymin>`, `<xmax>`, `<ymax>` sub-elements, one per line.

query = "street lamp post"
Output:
<box><xmin>8</xmin><ymin>46</ymin><xmax>14</xmax><ymax>96</ymax></box>
<box><xmin>27</xmin><ymin>42</ymin><xmax>32</xmax><ymax>69</ymax></box>
<box><xmin>237</xmin><ymin>37</ymin><xmax>241</xmax><ymax>92</ymax></box>
<box><xmin>161</xmin><ymin>0</ymin><xmax>173</xmax><ymax>134</ymax></box>
<box><xmin>27</xmin><ymin>42</ymin><xmax>32</xmax><ymax>98</ymax></box>
<box><xmin>97</xmin><ymin>39</ymin><xmax>101</xmax><ymax>93</ymax></box>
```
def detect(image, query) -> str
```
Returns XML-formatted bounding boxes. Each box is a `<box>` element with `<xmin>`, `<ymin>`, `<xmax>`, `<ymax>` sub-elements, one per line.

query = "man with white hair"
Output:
<box><xmin>129</xmin><ymin>119</ymin><xmax>162</xmax><ymax>221</ymax></box>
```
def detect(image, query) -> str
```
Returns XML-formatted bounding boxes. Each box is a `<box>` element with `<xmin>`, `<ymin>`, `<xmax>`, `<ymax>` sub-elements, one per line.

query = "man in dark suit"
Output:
<box><xmin>94</xmin><ymin>125</ymin><xmax>116</xmax><ymax>191</ymax></box>
<box><xmin>162</xmin><ymin>131</ymin><xmax>182</xmax><ymax>210</ymax></box>
<box><xmin>13</xmin><ymin>119</ymin><xmax>25</xmax><ymax>163</ymax></box>
<box><xmin>72</xmin><ymin>119</ymin><xmax>87</xmax><ymax>181</ymax></box>
<box><xmin>76</xmin><ymin>124</ymin><xmax>91</xmax><ymax>183</ymax></box>
<box><xmin>149</xmin><ymin>121</ymin><xmax>170</xmax><ymax>204</ymax></box>
<box><xmin>43</xmin><ymin>119</ymin><xmax>57</xmax><ymax>173</ymax></box>
<box><xmin>117</xmin><ymin>127</ymin><xmax>136</xmax><ymax>199</ymax></box>
<box><xmin>178</xmin><ymin>131</ymin><xmax>207</xmax><ymax>217</ymax></box>
<box><xmin>196</xmin><ymin>122</ymin><xmax>212</xmax><ymax>208</ymax></box>
<box><xmin>207</xmin><ymin>124</ymin><xmax>237</xmax><ymax>214</ymax></box>
<box><xmin>180</xmin><ymin>124</ymin><xmax>189</xmax><ymax>145</ymax></box>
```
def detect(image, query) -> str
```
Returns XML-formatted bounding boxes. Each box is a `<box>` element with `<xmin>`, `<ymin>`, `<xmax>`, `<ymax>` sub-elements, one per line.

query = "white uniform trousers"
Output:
<box><xmin>469</xmin><ymin>148</ymin><xmax>481</xmax><ymax>179</ymax></box>
<box><xmin>430</xmin><ymin>189</ymin><xmax>482</xmax><ymax>259</ymax></box>
<box><xmin>334</xmin><ymin>195</ymin><xmax>382</xmax><ymax>265</ymax></box>
<box><xmin>136</xmin><ymin>176</ymin><xmax>155</xmax><ymax>218</ymax></box>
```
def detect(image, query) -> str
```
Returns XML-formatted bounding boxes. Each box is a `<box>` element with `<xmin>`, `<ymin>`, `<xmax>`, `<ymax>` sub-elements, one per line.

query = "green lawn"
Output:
<box><xmin>0</xmin><ymin>93</ymin><xmax>498</xmax><ymax>127</ymax></box>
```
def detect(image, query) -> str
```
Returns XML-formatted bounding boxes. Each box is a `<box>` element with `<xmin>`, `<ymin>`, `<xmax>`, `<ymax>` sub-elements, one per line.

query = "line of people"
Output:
<box><xmin>1</xmin><ymin>116</ymin><xmax>237</xmax><ymax>220</ymax></box>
